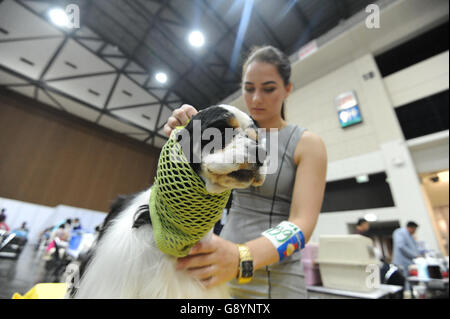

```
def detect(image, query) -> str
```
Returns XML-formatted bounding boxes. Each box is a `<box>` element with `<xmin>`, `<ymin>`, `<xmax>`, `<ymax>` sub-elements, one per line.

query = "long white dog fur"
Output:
<box><xmin>74</xmin><ymin>105</ymin><xmax>265</xmax><ymax>299</ymax></box>
<box><xmin>75</xmin><ymin>189</ymin><xmax>229</xmax><ymax>299</ymax></box>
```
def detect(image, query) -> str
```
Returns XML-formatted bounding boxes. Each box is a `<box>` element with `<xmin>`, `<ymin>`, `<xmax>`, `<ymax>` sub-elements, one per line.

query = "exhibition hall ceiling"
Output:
<box><xmin>0</xmin><ymin>0</ymin><xmax>378</xmax><ymax>148</ymax></box>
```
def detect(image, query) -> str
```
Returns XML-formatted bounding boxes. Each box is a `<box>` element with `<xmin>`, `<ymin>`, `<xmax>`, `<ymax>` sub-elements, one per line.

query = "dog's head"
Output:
<box><xmin>175</xmin><ymin>104</ymin><xmax>267</xmax><ymax>193</ymax></box>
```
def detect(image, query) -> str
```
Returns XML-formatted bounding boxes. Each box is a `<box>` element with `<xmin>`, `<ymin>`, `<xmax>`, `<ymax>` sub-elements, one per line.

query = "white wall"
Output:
<box><xmin>408</xmin><ymin>131</ymin><xmax>449</xmax><ymax>174</ymax></box>
<box><xmin>222</xmin><ymin>1</ymin><xmax>448</xmax><ymax>254</ymax></box>
<box><xmin>287</xmin><ymin>54</ymin><xmax>404</xmax><ymax>162</ymax></box>
<box><xmin>229</xmin><ymin>52</ymin><xmax>445</xmax><ymax>253</ymax></box>
<box><xmin>384</xmin><ymin>51</ymin><xmax>449</xmax><ymax>108</ymax></box>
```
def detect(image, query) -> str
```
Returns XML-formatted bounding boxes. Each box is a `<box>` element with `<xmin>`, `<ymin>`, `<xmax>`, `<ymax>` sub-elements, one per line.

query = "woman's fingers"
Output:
<box><xmin>186</xmin><ymin>264</ymin><xmax>217</xmax><ymax>280</ymax></box>
<box><xmin>176</xmin><ymin>235</ymin><xmax>240</xmax><ymax>288</ymax></box>
<box><xmin>183</xmin><ymin>104</ymin><xmax>199</xmax><ymax>119</ymax></box>
<box><xmin>201</xmin><ymin>276</ymin><xmax>219</xmax><ymax>289</ymax></box>
<box><xmin>176</xmin><ymin>251</ymin><xmax>215</xmax><ymax>270</ymax></box>
<box><xmin>173</xmin><ymin>108</ymin><xmax>190</xmax><ymax>127</ymax></box>
<box><xmin>163</xmin><ymin>117</ymin><xmax>182</xmax><ymax>136</ymax></box>
<box><xmin>188</xmin><ymin>239</ymin><xmax>216</xmax><ymax>255</ymax></box>
<box><xmin>163</xmin><ymin>104</ymin><xmax>198</xmax><ymax>137</ymax></box>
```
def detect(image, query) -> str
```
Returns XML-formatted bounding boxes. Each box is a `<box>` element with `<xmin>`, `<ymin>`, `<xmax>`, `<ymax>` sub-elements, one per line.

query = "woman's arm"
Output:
<box><xmin>289</xmin><ymin>131</ymin><xmax>327</xmax><ymax>242</ymax></box>
<box><xmin>243</xmin><ymin>131</ymin><xmax>327</xmax><ymax>270</ymax></box>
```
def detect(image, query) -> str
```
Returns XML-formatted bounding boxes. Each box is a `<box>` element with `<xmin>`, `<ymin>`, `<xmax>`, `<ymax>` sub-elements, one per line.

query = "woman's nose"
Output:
<box><xmin>252</xmin><ymin>90</ymin><xmax>263</xmax><ymax>103</ymax></box>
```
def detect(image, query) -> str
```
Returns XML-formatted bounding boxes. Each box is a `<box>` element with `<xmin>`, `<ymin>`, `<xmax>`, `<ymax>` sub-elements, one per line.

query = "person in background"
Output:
<box><xmin>355</xmin><ymin>218</ymin><xmax>370</xmax><ymax>237</ymax></box>
<box><xmin>55</xmin><ymin>224</ymin><xmax>70</xmax><ymax>242</ymax></box>
<box><xmin>0</xmin><ymin>209</ymin><xmax>10</xmax><ymax>232</ymax></box>
<box><xmin>72</xmin><ymin>218</ymin><xmax>82</xmax><ymax>231</ymax></box>
<box><xmin>392</xmin><ymin>221</ymin><xmax>422</xmax><ymax>276</ymax></box>
<box><xmin>12</xmin><ymin>222</ymin><xmax>29</xmax><ymax>238</ymax></box>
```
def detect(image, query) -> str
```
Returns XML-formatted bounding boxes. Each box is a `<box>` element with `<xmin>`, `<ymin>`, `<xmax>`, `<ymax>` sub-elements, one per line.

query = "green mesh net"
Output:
<box><xmin>149</xmin><ymin>127</ymin><xmax>231</xmax><ymax>257</ymax></box>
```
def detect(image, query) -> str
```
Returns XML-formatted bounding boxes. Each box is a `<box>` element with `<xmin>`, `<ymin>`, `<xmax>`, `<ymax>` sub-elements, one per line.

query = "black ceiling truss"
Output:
<box><xmin>86</xmin><ymin>0</ymin><xmax>213</xmax><ymax>107</ymax></box>
<box><xmin>44</xmin><ymin>71</ymin><xmax>118</xmax><ymax>83</ymax></box>
<box><xmin>93</xmin><ymin>0</ymin><xmax>170</xmax><ymax>135</ymax></box>
<box><xmin>252</xmin><ymin>3</ymin><xmax>286</xmax><ymax>51</ymax></box>
<box><xmin>0</xmin><ymin>64</ymin><xmax>166</xmax><ymax>140</ymax></box>
<box><xmin>108</xmin><ymin>101</ymin><xmax>163</xmax><ymax>112</ymax></box>
<box><xmin>0</xmin><ymin>34</ymin><xmax>62</xmax><ymax>43</ymax></box>
<box><xmin>1</xmin><ymin>0</ymin><xmax>383</xmax><ymax>148</ymax></box>
<box><xmin>288</xmin><ymin>1</ymin><xmax>313</xmax><ymax>52</ymax></box>
<box><xmin>161</xmin><ymin>0</ymin><xmax>252</xmax><ymax>105</ymax></box>
<box><xmin>9</xmin><ymin>0</ymin><xmax>177</xmax><ymax>143</ymax></box>
<box><xmin>199</xmin><ymin>0</ymin><xmax>251</xmax><ymax>77</ymax></box>
<box><xmin>334</xmin><ymin>0</ymin><xmax>351</xmax><ymax>21</ymax></box>
<box><xmin>123</xmin><ymin>0</ymin><xmax>225</xmax><ymax>106</ymax></box>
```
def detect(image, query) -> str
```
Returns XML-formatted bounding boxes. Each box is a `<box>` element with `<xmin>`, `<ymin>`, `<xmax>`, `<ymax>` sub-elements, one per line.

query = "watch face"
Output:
<box><xmin>241</xmin><ymin>261</ymin><xmax>253</xmax><ymax>278</ymax></box>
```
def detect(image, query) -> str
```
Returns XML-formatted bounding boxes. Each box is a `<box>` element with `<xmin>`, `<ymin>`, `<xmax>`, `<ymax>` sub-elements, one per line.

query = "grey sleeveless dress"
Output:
<box><xmin>220</xmin><ymin>124</ymin><xmax>307</xmax><ymax>299</ymax></box>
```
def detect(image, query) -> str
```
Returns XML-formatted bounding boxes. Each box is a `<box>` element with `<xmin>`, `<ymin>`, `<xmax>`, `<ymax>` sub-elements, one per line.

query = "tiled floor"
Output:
<box><xmin>0</xmin><ymin>244</ymin><xmax>48</xmax><ymax>299</ymax></box>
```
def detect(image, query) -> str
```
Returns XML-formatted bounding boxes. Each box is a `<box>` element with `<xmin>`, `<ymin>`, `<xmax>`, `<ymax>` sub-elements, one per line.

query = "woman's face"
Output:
<box><xmin>242</xmin><ymin>61</ymin><xmax>292</xmax><ymax>123</ymax></box>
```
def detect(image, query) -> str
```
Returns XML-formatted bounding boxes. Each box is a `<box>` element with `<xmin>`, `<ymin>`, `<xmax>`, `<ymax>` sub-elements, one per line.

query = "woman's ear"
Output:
<box><xmin>285</xmin><ymin>82</ymin><xmax>293</xmax><ymax>97</ymax></box>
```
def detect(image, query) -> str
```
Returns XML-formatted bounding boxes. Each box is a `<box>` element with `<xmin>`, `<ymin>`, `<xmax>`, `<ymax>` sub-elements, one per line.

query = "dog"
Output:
<box><xmin>72</xmin><ymin>105</ymin><xmax>267</xmax><ymax>298</ymax></box>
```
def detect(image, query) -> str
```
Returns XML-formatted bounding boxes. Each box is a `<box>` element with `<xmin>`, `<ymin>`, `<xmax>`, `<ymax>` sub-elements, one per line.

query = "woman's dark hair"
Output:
<box><xmin>242</xmin><ymin>46</ymin><xmax>292</xmax><ymax>120</ymax></box>
<box><xmin>357</xmin><ymin>218</ymin><xmax>368</xmax><ymax>226</ymax></box>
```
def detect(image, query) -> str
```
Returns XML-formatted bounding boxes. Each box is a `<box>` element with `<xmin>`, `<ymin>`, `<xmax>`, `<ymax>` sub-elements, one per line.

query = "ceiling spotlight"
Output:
<box><xmin>188</xmin><ymin>31</ymin><xmax>205</xmax><ymax>48</ymax></box>
<box><xmin>155</xmin><ymin>72</ymin><xmax>168</xmax><ymax>84</ymax></box>
<box><xmin>48</xmin><ymin>8</ymin><xmax>70</xmax><ymax>27</ymax></box>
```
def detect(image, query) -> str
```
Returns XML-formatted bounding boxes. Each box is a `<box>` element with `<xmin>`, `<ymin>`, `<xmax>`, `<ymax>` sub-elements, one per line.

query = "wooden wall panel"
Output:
<box><xmin>0</xmin><ymin>89</ymin><xmax>160</xmax><ymax>212</ymax></box>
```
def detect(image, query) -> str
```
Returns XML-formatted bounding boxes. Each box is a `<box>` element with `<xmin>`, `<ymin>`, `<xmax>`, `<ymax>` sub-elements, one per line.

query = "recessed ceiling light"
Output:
<box><xmin>188</xmin><ymin>31</ymin><xmax>205</xmax><ymax>48</ymax></box>
<box><xmin>155</xmin><ymin>72</ymin><xmax>167</xmax><ymax>84</ymax></box>
<box><xmin>48</xmin><ymin>8</ymin><xmax>70</xmax><ymax>27</ymax></box>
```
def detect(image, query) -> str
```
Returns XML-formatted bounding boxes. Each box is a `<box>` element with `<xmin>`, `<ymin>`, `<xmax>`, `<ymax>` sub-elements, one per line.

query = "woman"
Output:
<box><xmin>164</xmin><ymin>46</ymin><xmax>327</xmax><ymax>298</ymax></box>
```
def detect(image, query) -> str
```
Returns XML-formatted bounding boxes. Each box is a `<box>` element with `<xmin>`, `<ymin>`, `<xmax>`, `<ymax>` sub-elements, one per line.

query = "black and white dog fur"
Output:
<box><xmin>73</xmin><ymin>105</ymin><xmax>266</xmax><ymax>299</ymax></box>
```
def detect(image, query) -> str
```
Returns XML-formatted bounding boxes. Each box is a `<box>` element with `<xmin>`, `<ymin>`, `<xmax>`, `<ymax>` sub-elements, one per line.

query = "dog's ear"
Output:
<box><xmin>175</xmin><ymin>106</ymin><xmax>235</xmax><ymax>174</ymax></box>
<box><xmin>176</xmin><ymin>117</ymin><xmax>201</xmax><ymax>172</ymax></box>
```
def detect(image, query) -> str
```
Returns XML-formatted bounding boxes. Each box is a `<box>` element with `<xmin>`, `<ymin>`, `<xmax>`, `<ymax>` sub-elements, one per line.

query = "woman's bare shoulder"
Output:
<box><xmin>294</xmin><ymin>130</ymin><xmax>327</xmax><ymax>165</ymax></box>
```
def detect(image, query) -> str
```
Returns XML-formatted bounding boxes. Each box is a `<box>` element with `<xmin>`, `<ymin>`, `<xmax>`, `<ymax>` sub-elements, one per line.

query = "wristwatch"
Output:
<box><xmin>236</xmin><ymin>244</ymin><xmax>254</xmax><ymax>284</ymax></box>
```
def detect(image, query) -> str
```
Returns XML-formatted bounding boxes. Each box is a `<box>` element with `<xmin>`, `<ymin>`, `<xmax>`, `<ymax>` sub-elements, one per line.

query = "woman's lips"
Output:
<box><xmin>252</xmin><ymin>108</ymin><xmax>265</xmax><ymax>112</ymax></box>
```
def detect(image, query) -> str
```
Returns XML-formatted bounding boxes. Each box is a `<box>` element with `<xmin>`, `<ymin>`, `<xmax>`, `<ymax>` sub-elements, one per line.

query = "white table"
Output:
<box><xmin>406</xmin><ymin>277</ymin><xmax>448</xmax><ymax>299</ymax></box>
<box><xmin>407</xmin><ymin>277</ymin><xmax>448</xmax><ymax>284</ymax></box>
<box><xmin>307</xmin><ymin>284</ymin><xmax>403</xmax><ymax>299</ymax></box>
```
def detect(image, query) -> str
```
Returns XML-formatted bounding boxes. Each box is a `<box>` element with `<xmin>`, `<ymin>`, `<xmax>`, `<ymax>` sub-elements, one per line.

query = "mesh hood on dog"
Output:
<box><xmin>149</xmin><ymin>127</ymin><xmax>231</xmax><ymax>257</ymax></box>
<box><xmin>149</xmin><ymin>105</ymin><xmax>266</xmax><ymax>257</ymax></box>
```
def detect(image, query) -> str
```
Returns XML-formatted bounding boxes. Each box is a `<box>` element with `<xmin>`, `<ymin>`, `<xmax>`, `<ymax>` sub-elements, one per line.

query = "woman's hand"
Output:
<box><xmin>163</xmin><ymin>104</ymin><xmax>198</xmax><ymax>137</ymax></box>
<box><xmin>176</xmin><ymin>234</ymin><xmax>240</xmax><ymax>288</ymax></box>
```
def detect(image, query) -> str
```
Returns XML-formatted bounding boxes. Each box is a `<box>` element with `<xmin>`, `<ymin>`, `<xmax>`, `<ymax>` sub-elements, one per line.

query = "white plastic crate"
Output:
<box><xmin>316</xmin><ymin>235</ymin><xmax>381</xmax><ymax>292</ymax></box>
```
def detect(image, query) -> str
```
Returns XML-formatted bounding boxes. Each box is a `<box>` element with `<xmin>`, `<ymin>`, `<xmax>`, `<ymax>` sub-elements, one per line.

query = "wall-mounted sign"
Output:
<box><xmin>335</xmin><ymin>91</ymin><xmax>363</xmax><ymax>128</ymax></box>
<box><xmin>298</xmin><ymin>40</ymin><xmax>318</xmax><ymax>61</ymax></box>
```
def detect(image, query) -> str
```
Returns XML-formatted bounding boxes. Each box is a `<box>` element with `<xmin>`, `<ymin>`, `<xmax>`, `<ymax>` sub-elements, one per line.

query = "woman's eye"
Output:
<box><xmin>244</xmin><ymin>87</ymin><xmax>255</xmax><ymax>93</ymax></box>
<box><xmin>264</xmin><ymin>88</ymin><xmax>276</xmax><ymax>93</ymax></box>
